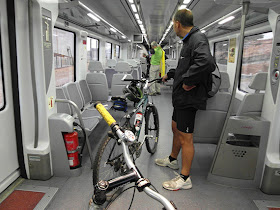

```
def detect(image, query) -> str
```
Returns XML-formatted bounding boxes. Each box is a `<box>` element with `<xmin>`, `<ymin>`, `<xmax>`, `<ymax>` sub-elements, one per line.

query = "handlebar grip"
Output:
<box><xmin>94</xmin><ymin>102</ymin><xmax>116</xmax><ymax>127</ymax></box>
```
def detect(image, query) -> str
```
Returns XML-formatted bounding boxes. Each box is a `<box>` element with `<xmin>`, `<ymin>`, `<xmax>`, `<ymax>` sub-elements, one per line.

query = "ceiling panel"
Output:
<box><xmin>140</xmin><ymin>0</ymin><xmax>178</xmax><ymax>43</ymax></box>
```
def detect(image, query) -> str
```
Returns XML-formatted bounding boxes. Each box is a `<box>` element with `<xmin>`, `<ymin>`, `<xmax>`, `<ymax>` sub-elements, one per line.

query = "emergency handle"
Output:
<box><xmin>94</xmin><ymin>102</ymin><xmax>116</xmax><ymax>127</ymax></box>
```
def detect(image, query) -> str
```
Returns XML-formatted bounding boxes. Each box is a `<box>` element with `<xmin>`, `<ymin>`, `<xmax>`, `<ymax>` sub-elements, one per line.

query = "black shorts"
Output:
<box><xmin>172</xmin><ymin>107</ymin><xmax>198</xmax><ymax>133</ymax></box>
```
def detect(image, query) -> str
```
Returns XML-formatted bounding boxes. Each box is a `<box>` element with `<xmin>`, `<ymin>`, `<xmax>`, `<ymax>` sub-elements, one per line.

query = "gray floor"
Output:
<box><xmin>20</xmin><ymin>85</ymin><xmax>280</xmax><ymax>210</ymax></box>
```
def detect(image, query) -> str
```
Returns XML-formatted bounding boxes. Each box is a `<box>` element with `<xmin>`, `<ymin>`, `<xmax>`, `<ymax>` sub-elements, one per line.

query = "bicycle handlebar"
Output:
<box><xmin>94</xmin><ymin>102</ymin><xmax>116</xmax><ymax>127</ymax></box>
<box><xmin>123</xmin><ymin>78</ymin><xmax>162</xmax><ymax>83</ymax></box>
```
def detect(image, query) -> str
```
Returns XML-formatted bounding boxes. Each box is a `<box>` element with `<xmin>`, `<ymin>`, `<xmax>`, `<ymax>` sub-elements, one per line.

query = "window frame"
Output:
<box><xmin>0</xmin><ymin>28</ymin><xmax>6</xmax><ymax>111</ymax></box>
<box><xmin>53</xmin><ymin>26</ymin><xmax>76</xmax><ymax>84</ymax></box>
<box><xmin>116</xmin><ymin>44</ymin><xmax>120</xmax><ymax>59</ymax></box>
<box><xmin>87</xmin><ymin>36</ymin><xmax>100</xmax><ymax>61</ymax></box>
<box><xmin>105</xmin><ymin>42</ymin><xmax>112</xmax><ymax>59</ymax></box>
<box><xmin>213</xmin><ymin>39</ymin><xmax>229</xmax><ymax>67</ymax></box>
<box><xmin>238</xmin><ymin>31</ymin><xmax>273</xmax><ymax>93</ymax></box>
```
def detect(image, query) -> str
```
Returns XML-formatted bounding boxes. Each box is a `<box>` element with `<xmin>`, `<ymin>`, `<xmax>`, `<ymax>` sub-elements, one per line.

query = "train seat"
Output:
<box><xmin>165</xmin><ymin>59</ymin><xmax>177</xmax><ymax>87</ymax></box>
<box><xmin>140</xmin><ymin>57</ymin><xmax>147</xmax><ymax>76</ymax></box>
<box><xmin>88</xmin><ymin>60</ymin><xmax>104</xmax><ymax>72</ymax></box>
<box><xmin>106</xmin><ymin>59</ymin><xmax>117</xmax><ymax>68</ymax></box>
<box><xmin>236</xmin><ymin>72</ymin><xmax>267</xmax><ymax>116</ymax></box>
<box><xmin>78</xmin><ymin>79</ymin><xmax>112</xmax><ymax>110</ymax></box>
<box><xmin>127</xmin><ymin>59</ymin><xmax>141</xmax><ymax>79</ymax></box>
<box><xmin>111</xmin><ymin>61</ymin><xmax>133</xmax><ymax>97</ymax></box>
<box><xmin>86</xmin><ymin>61</ymin><xmax>110</xmax><ymax>102</ymax></box>
<box><xmin>193</xmin><ymin>72</ymin><xmax>231</xmax><ymax>144</ymax></box>
<box><xmin>56</xmin><ymin>87</ymin><xmax>72</xmax><ymax>115</ymax></box>
<box><xmin>56</xmin><ymin>86</ymin><xmax>100</xmax><ymax>135</ymax></box>
<box><xmin>63</xmin><ymin>82</ymin><xmax>101</xmax><ymax>121</ymax></box>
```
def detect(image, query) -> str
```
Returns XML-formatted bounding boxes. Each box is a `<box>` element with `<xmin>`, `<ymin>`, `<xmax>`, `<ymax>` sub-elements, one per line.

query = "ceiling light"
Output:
<box><xmin>131</xmin><ymin>4</ymin><xmax>137</xmax><ymax>12</ymax></box>
<box><xmin>218</xmin><ymin>16</ymin><xmax>235</xmax><ymax>25</ymax></box>
<box><xmin>87</xmin><ymin>13</ymin><xmax>100</xmax><ymax>22</ymax></box>
<box><xmin>135</xmin><ymin>13</ymin><xmax>139</xmax><ymax>20</ymax></box>
<box><xmin>128</xmin><ymin>0</ymin><xmax>134</xmax><ymax>3</ymax></box>
<box><xmin>183</xmin><ymin>0</ymin><xmax>191</xmax><ymax>4</ymax></box>
<box><xmin>128</xmin><ymin>39</ymin><xmax>131</xmax><ymax>42</ymax></box>
<box><xmin>122</xmin><ymin>35</ymin><xmax>126</xmax><ymax>39</ymax></box>
<box><xmin>137</xmin><ymin>20</ymin><xmax>142</xmax><ymax>24</ymax></box>
<box><xmin>110</xmin><ymin>28</ymin><xmax>117</xmax><ymax>32</ymax></box>
<box><xmin>179</xmin><ymin>5</ymin><xmax>187</xmax><ymax>10</ymax></box>
<box><xmin>201</xmin><ymin>29</ymin><xmax>206</xmax><ymax>33</ymax></box>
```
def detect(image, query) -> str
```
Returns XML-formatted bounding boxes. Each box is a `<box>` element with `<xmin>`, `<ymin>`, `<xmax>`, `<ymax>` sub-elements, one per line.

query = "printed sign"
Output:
<box><xmin>228</xmin><ymin>38</ymin><xmax>236</xmax><ymax>63</ymax></box>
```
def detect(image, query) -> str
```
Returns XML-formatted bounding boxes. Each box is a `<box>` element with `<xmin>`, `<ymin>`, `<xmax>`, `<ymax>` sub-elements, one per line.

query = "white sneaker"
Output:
<box><xmin>162</xmin><ymin>172</ymin><xmax>192</xmax><ymax>191</ymax></box>
<box><xmin>155</xmin><ymin>156</ymin><xmax>179</xmax><ymax>170</ymax></box>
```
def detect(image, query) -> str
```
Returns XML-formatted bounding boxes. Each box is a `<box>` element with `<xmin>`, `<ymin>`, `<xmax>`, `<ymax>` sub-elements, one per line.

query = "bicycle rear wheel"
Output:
<box><xmin>92</xmin><ymin>136</ymin><xmax>127</xmax><ymax>186</ymax></box>
<box><xmin>144</xmin><ymin>105</ymin><xmax>159</xmax><ymax>154</ymax></box>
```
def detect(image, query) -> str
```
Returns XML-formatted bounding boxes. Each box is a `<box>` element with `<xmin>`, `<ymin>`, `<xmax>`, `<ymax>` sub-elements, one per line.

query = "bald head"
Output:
<box><xmin>173</xmin><ymin>9</ymin><xmax>193</xmax><ymax>27</ymax></box>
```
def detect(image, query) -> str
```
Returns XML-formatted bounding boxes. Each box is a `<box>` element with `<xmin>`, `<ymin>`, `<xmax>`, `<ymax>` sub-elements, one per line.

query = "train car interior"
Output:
<box><xmin>0</xmin><ymin>0</ymin><xmax>280</xmax><ymax>209</ymax></box>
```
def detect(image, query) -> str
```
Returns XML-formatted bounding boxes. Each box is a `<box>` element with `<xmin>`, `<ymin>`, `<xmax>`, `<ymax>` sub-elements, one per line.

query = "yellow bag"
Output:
<box><xmin>160</xmin><ymin>49</ymin><xmax>165</xmax><ymax>76</ymax></box>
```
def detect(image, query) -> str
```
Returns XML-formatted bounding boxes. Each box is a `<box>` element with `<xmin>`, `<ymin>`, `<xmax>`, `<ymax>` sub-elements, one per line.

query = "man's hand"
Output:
<box><xmin>162</xmin><ymin>74</ymin><xmax>168</xmax><ymax>82</ymax></box>
<box><xmin>182</xmin><ymin>84</ymin><xmax>196</xmax><ymax>91</ymax></box>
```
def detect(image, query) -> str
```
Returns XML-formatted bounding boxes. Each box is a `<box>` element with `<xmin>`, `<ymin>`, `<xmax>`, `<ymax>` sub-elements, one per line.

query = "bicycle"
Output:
<box><xmin>91</xmin><ymin>102</ymin><xmax>176</xmax><ymax>210</ymax></box>
<box><xmin>92</xmin><ymin>78</ymin><xmax>161</xmax><ymax>187</ymax></box>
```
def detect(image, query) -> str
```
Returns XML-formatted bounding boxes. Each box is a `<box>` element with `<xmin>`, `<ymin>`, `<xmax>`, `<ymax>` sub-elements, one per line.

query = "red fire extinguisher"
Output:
<box><xmin>63</xmin><ymin>131</ymin><xmax>80</xmax><ymax>169</ymax></box>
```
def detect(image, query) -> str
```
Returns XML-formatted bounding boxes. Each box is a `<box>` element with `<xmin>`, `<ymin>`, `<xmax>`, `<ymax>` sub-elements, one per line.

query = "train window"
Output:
<box><xmin>214</xmin><ymin>40</ymin><xmax>229</xmax><ymax>72</ymax></box>
<box><xmin>240</xmin><ymin>32</ymin><xmax>273</xmax><ymax>93</ymax></box>
<box><xmin>87</xmin><ymin>37</ymin><xmax>99</xmax><ymax>62</ymax></box>
<box><xmin>0</xmin><ymin>38</ymin><xmax>4</xmax><ymax>110</ymax></box>
<box><xmin>116</xmin><ymin>45</ymin><xmax>120</xmax><ymax>59</ymax></box>
<box><xmin>105</xmin><ymin>42</ymin><xmax>112</xmax><ymax>59</ymax></box>
<box><xmin>53</xmin><ymin>27</ymin><xmax>75</xmax><ymax>87</ymax></box>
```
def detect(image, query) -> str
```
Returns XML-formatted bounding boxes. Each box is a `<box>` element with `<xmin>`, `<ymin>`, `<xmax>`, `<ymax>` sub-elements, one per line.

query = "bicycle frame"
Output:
<box><xmin>120</xmin><ymin>78</ymin><xmax>156</xmax><ymax>141</ymax></box>
<box><xmin>92</xmin><ymin>101</ymin><xmax>176</xmax><ymax>210</ymax></box>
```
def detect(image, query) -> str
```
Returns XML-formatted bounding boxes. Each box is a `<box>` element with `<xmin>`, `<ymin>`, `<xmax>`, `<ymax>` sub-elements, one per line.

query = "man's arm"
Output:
<box><xmin>162</xmin><ymin>68</ymin><xmax>175</xmax><ymax>82</ymax></box>
<box><xmin>182</xmin><ymin>41</ymin><xmax>215</xmax><ymax>86</ymax></box>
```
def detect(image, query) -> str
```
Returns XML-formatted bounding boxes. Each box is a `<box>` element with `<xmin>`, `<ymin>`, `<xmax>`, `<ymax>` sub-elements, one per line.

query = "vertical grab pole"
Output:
<box><xmin>209</xmin><ymin>2</ymin><xmax>250</xmax><ymax>172</ymax></box>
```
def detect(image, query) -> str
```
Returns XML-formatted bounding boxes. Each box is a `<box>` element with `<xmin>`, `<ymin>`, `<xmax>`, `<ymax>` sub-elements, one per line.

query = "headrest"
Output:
<box><xmin>127</xmin><ymin>59</ymin><xmax>138</xmax><ymax>67</ymax></box>
<box><xmin>107</xmin><ymin>59</ymin><xmax>117</xmax><ymax>67</ymax></box>
<box><xmin>219</xmin><ymin>72</ymin><xmax>230</xmax><ymax>91</ymax></box>
<box><xmin>115</xmin><ymin>61</ymin><xmax>131</xmax><ymax>72</ymax></box>
<box><xmin>248</xmin><ymin>72</ymin><xmax>267</xmax><ymax>91</ymax></box>
<box><xmin>88</xmin><ymin>61</ymin><xmax>104</xmax><ymax>72</ymax></box>
<box><xmin>166</xmin><ymin>60</ymin><xmax>177</xmax><ymax>67</ymax></box>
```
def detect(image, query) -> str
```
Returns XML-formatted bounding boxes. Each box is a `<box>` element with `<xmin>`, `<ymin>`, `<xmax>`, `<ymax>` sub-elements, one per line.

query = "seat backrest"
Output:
<box><xmin>219</xmin><ymin>71</ymin><xmax>230</xmax><ymax>92</ymax></box>
<box><xmin>236</xmin><ymin>72</ymin><xmax>267</xmax><ymax>116</ymax></box>
<box><xmin>78</xmin><ymin>80</ymin><xmax>92</xmax><ymax>106</ymax></box>
<box><xmin>86</xmin><ymin>72</ymin><xmax>110</xmax><ymax>101</ymax></box>
<box><xmin>193</xmin><ymin>72</ymin><xmax>231</xmax><ymax>144</ymax></box>
<box><xmin>107</xmin><ymin>59</ymin><xmax>117</xmax><ymax>68</ymax></box>
<box><xmin>126</xmin><ymin>59</ymin><xmax>140</xmax><ymax>79</ymax></box>
<box><xmin>111</xmin><ymin>62</ymin><xmax>133</xmax><ymax>97</ymax></box>
<box><xmin>64</xmin><ymin>82</ymin><xmax>84</xmax><ymax>112</ymax></box>
<box><xmin>56</xmin><ymin>87</ymin><xmax>71</xmax><ymax>115</ymax></box>
<box><xmin>140</xmin><ymin>57</ymin><xmax>146</xmax><ymax>64</ymax></box>
<box><xmin>115</xmin><ymin>61</ymin><xmax>132</xmax><ymax>73</ymax></box>
<box><xmin>165</xmin><ymin>59</ymin><xmax>177</xmax><ymax>74</ymax></box>
<box><xmin>111</xmin><ymin>74</ymin><xmax>133</xmax><ymax>97</ymax></box>
<box><xmin>88</xmin><ymin>61</ymin><xmax>104</xmax><ymax>72</ymax></box>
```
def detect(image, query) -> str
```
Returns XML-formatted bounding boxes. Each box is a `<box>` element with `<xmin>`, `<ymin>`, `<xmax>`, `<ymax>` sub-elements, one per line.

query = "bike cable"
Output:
<box><xmin>105</xmin><ymin>185</ymin><xmax>137</xmax><ymax>210</ymax></box>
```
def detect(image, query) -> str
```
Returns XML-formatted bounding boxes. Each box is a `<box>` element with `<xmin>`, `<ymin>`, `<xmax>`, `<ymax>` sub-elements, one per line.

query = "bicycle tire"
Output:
<box><xmin>92</xmin><ymin>136</ymin><xmax>127</xmax><ymax>186</ymax></box>
<box><xmin>144</xmin><ymin>105</ymin><xmax>159</xmax><ymax>154</ymax></box>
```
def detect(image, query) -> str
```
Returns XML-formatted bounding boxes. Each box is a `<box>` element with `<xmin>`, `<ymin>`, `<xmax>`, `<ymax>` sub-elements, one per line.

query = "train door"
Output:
<box><xmin>0</xmin><ymin>0</ymin><xmax>21</xmax><ymax>193</ymax></box>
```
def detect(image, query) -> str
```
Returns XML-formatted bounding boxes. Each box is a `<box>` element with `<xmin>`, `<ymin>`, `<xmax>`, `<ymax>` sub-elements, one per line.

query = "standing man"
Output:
<box><xmin>149</xmin><ymin>41</ymin><xmax>162</xmax><ymax>95</ymax></box>
<box><xmin>155</xmin><ymin>9</ymin><xmax>215</xmax><ymax>190</ymax></box>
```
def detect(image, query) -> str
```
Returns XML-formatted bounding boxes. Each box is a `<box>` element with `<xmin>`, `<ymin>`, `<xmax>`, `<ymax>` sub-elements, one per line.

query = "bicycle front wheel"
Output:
<box><xmin>145</xmin><ymin>105</ymin><xmax>159</xmax><ymax>154</ymax></box>
<box><xmin>92</xmin><ymin>136</ymin><xmax>127</xmax><ymax>186</ymax></box>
